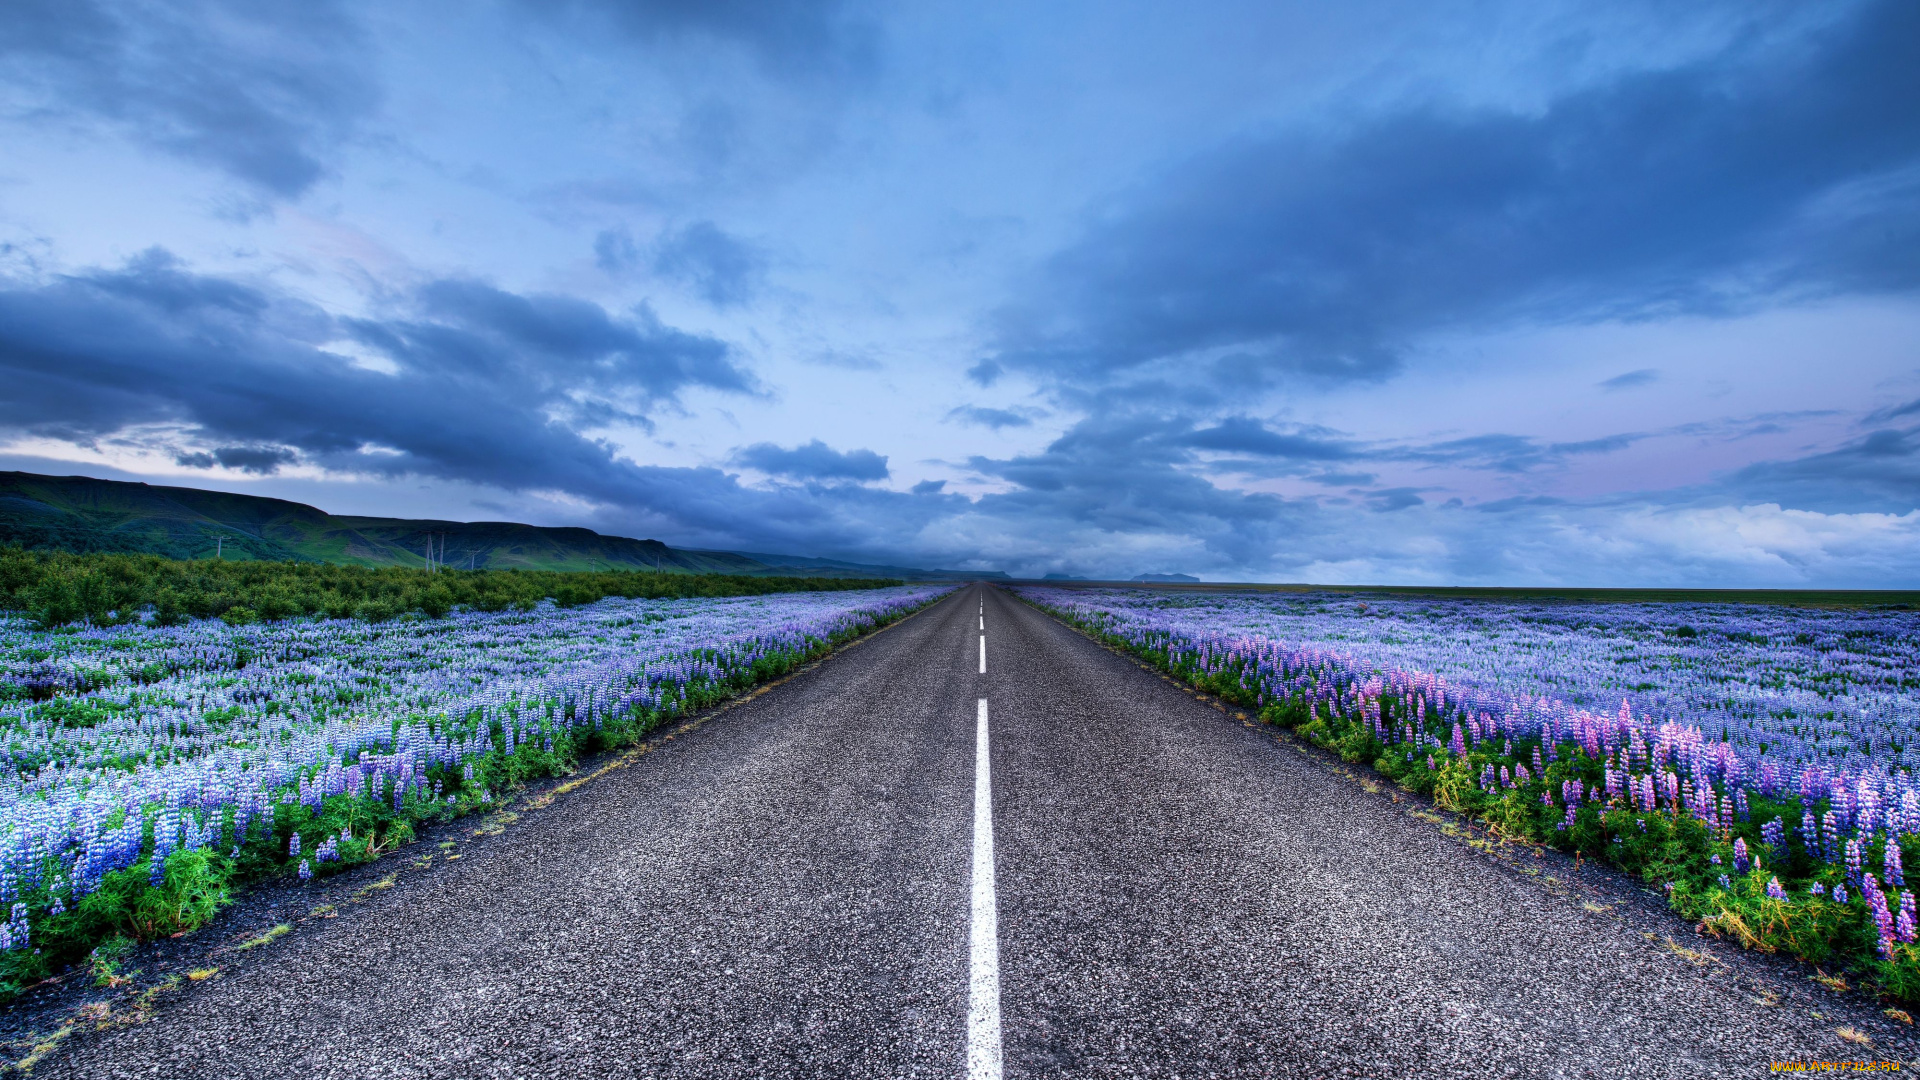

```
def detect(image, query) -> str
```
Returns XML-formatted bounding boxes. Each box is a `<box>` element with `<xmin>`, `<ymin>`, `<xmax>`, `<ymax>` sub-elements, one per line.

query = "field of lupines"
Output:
<box><xmin>1015</xmin><ymin>586</ymin><xmax>1920</xmax><ymax>999</ymax></box>
<box><xmin>0</xmin><ymin>584</ymin><xmax>951</xmax><ymax>994</ymax></box>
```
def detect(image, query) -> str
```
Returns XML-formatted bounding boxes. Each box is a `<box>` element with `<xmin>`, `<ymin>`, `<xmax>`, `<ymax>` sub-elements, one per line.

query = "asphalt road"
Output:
<box><xmin>46</xmin><ymin>584</ymin><xmax>1920</xmax><ymax>1078</ymax></box>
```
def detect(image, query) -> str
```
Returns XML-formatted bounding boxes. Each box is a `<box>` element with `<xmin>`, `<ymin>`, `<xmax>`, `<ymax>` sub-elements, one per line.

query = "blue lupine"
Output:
<box><xmin>1889</xmin><ymin>841</ymin><xmax>1907</xmax><ymax>890</ymax></box>
<box><xmin>1733</xmin><ymin>838</ymin><xmax>1750</xmax><ymax>874</ymax></box>
<box><xmin>1762</xmin><ymin>818</ymin><xmax>1785</xmax><ymax>856</ymax></box>
<box><xmin>1767</xmin><ymin>877</ymin><xmax>1787</xmax><ymax>900</ymax></box>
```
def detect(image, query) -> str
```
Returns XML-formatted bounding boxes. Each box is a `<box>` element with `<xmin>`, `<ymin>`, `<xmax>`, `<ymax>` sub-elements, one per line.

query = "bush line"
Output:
<box><xmin>0</xmin><ymin>548</ymin><xmax>903</xmax><ymax>630</ymax></box>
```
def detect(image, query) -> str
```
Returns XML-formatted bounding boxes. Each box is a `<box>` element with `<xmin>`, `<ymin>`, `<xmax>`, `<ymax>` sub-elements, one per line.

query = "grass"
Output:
<box><xmin>234</xmin><ymin>924</ymin><xmax>290</xmax><ymax>951</ymax></box>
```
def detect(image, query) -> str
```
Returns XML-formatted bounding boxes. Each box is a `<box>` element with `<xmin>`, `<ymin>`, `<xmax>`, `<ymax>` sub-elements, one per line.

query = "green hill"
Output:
<box><xmin>0</xmin><ymin>472</ymin><xmax>923</xmax><ymax>576</ymax></box>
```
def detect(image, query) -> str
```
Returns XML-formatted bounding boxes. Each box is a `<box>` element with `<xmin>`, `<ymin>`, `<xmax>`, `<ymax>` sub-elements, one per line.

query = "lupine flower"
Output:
<box><xmin>1867</xmin><ymin>879</ymin><xmax>1897</xmax><ymax>958</ymax></box>
<box><xmin>1835</xmin><ymin>884</ymin><xmax>1849</xmax><ymax>906</ymax></box>
<box><xmin>6</xmin><ymin>904</ymin><xmax>29</xmax><ymax>950</ymax></box>
<box><xmin>1888</xmin><ymin>841</ymin><xmax>1906</xmax><ymax>890</ymax></box>
<box><xmin>289</xmin><ymin>833</ymin><xmax>301</xmax><ymax>859</ymax></box>
<box><xmin>1766</xmin><ymin>877</ymin><xmax>1787</xmax><ymax>900</ymax></box>
<box><xmin>298</xmin><ymin>859</ymin><xmax>312</xmax><ymax>881</ymax></box>
<box><xmin>1733</xmin><ymin>838</ymin><xmax>1750</xmax><ymax>873</ymax></box>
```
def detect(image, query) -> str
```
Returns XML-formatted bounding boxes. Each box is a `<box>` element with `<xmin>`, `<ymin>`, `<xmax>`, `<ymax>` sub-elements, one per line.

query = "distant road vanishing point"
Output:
<box><xmin>47</xmin><ymin>586</ymin><xmax>1917</xmax><ymax>1078</ymax></box>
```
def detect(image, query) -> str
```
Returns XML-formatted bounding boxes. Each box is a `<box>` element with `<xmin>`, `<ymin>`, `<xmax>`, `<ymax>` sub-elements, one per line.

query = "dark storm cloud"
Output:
<box><xmin>1364</xmin><ymin>488</ymin><xmax>1426</xmax><ymax>512</ymax></box>
<box><xmin>174</xmin><ymin>445</ymin><xmax>301</xmax><ymax>475</ymax></box>
<box><xmin>650</xmin><ymin>222</ymin><xmax>767</xmax><ymax>307</ymax></box>
<box><xmin>1721</xmin><ymin>425</ymin><xmax>1920</xmax><ymax>513</ymax></box>
<box><xmin>1600</xmin><ymin>369</ymin><xmax>1660</xmax><ymax>390</ymax></box>
<box><xmin>593</xmin><ymin>228</ymin><xmax>642</xmax><ymax>276</ymax></box>
<box><xmin>732</xmin><ymin>440</ymin><xmax>888</xmax><ymax>482</ymax></box>
<box><xmin>1404</xmin><ymin>433</ymin><xmax>1644</xmax><ymax>473</ymax></box>
<box><xmin>956</xmin><ymin>412</ymin><xmax>1319</xmax><ymax>568</ymax></box>
<box><xmin>989</xmin><ymin>0</ymin><xmax>1920</xmax><ymax>392</ymax></box>
<box><xmin>1866</xmin><ymin>398</ymin><xmax>1920</xmax><ymax>423</ymax></box>
<box><xmin>1179</xmin><ymin>418</ymin><xmax>1362</xmax><ymax>461</ymax></box>
<box><xmin>521</xmin><ymin>0</ymin><xmax>875</xmax><ymax>80</ymax></box>
<box><xmin>0</xmin><ymin>0</ymin><xmax>376</xmax><ymax>196</ymax></box>
<box><xmin>1176</xmin><ymin>417</ymin><xmax>1642</xmax><ymax>477</ymax></box>
<box><xmin>945</xmin><ymin>406</ymin><xmax>1035</xmax><ymax>430</ymax></box>
<box><xmin>0</xmin><ymin>250</ymin><xmax>752</xmax><ymax>494</ymax></box>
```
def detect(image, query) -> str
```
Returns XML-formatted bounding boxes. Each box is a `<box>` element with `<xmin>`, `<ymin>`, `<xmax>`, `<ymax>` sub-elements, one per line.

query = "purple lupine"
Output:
<box><xmin>1762</xmin><ymin>817</ymin><xmax>1785</xmax><ymax>856</ymax></box>
<box><xmin>1834</xmin><ymin>883</ymin><xmax>1849</xmax><ymax>906</ymax></box>
<box><xmin>1846</xmin><ymin>839</ymin><xmax>1864</xmax><ymax>886</ymax></box>
<box><xmin>1902</xmin><ymin>892</ymin><xmax>1918</xmax><ymax>944</ymax></box>
<box><xmin>1733</xmin><ymin>838</ymin><xmax>1750</xmax><ymax>874</ymax></box>
<box><xmin>1766</xmin><ymin>877</ymin><xmax>1787</xmax><ymax>900</ymax></box>
<box><xmin>289</xmin><ymin>832</ymin><xmax>301</xmax><ymax>859</ymax></box>
<box><xmin>298</xmin><ymin>859</ymin><xmax>312</xmax><ymax>881</ymax></box>
<box><xmin>1867</xmin><ymin>879</ymin><xmax>1897</xmax><ymax>959</ymax></box>
<box><xmin>1888</xmin><ymin>841</ymin><xmax>1906</xmax><ymax>890</ymax></box>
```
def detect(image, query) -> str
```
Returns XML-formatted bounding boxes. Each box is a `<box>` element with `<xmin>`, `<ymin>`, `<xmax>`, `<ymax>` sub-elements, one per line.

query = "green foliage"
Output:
<box><xmin>0</xmin><ymin>547</ymin><xmax>902</xmax><ymax>629</ymax></box>
<box><xmin>0</xmin><ymin>849</ymin><xmax>233</xmax><ymax>995</ymax></box>
<box><xmin>87</xmin><ymin>935</ymin><xmax>136</xmax><ymax>987</ymax></box>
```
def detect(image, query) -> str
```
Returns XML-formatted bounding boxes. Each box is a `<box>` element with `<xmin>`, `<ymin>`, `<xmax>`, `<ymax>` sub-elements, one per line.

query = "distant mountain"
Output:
<box><xmin>1042</xmin><ymin>573</ymin><xmax>1088</xmax><ymax>580</ymax></box>
<box><xmin>0</xmin><ymin>472</ymin><xmax>990</xmax><ymax>579</ymax></box>
<box><xmin>1132</xmin><ymin>573</ymin><xmax>1201</xmax><ymax>583</ymax></box>
<box><xmin>725</xmin><ymin>550</ymin><xmax>1009</xmax><ymax>582</ymax></box>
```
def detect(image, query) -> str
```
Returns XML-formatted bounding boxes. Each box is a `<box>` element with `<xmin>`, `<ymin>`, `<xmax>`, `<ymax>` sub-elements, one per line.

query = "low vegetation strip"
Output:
<box><xmin>1014</xmin><ymin>585</ymin><xmax>1920</xmax><ymax>1002</ymax></box>
<box><xmin>0</xmin><ymin>583</ymin><xmax>952</xmax><ymax>997</ymax></box>
<box><xmin>0</xmin><ymin>548</ymin><xmax>904</xmax><ymax>630</ymax></box>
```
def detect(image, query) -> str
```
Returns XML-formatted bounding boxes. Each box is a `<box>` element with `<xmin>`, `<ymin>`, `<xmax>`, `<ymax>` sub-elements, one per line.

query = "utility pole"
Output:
<box><xmin>212</xmin><ymin>535</ymin><xmax>230</xmax><ymax>560</ymax></box>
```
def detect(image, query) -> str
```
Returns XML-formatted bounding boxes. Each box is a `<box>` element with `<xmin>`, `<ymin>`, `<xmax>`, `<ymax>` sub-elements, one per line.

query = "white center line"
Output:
<box><xmin>978</xmin><ymin>634</ymin><xmax>987</xmax><ymax>674</ymax></box>
<box><xmin>967</xmin><ymin>697</ymin><xmax>1002</xmax><ymax>1080</ymax></box>
<box><xmin>979</xmin><ymin>615</ymin><xmax>984</xmax><ymax>629</ymax></box>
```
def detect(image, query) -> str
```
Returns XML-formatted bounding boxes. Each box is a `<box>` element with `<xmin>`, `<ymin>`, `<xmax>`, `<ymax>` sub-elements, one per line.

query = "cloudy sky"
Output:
<box><xmin>2</xmin><ymin>0</ymin><xmax>1917</xmax><ymax>584</ymax></box>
